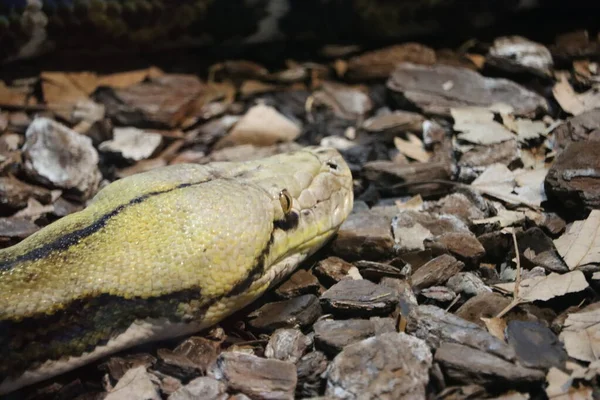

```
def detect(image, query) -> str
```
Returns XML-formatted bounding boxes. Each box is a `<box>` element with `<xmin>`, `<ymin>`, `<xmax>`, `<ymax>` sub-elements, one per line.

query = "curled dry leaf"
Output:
<box><xmin>554</xmin><ymin>210</ymin><xmax>600</xmax><ymax>271</ymax></box>
<box><xmin>481</xmin><ymin>317</ymin><xmax>507</xmax><ymax>342</ymax></box>
<box><xmin>545</xmin><ymin>367</ymin><xmax>594</xmax><ymax>400</ymax></box>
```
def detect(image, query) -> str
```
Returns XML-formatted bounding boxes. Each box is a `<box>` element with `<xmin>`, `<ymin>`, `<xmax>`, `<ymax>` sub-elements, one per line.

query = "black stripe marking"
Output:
<box><xmin>273</xmin><ymin>211</ymin><xmax>299</xmax><ymax>231</ymax></box>
<box><xmin>0</xmin><ymin>288</ymin><xmax>209</xmax><ymax>380</ymax></box>
<box><xmin>227</xmin><ymin>231</ymin><xmax>275</xmax><ymax>297</ymax></box>
<box><xmin>0</xmin><ymin>180</ymin><xmax>210</xmax><ymax>272</ymax></box>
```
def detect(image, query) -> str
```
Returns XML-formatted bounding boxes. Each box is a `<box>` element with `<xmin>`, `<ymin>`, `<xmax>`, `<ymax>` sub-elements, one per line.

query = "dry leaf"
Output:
<box><xmin>554</xmin><ymin>210</ymin><xmax>600</xmax><ymax>270</ymax></box>
<box><xmin>494</xmin><ymin>270</ymin><xmax>589</xmax><ymax>302</ymax></box>
<box><xmin>41</xmin><ymin>71</ymin><xmax>99</xmax><ymax>120</ymax></box>
<box><xmin>472</xmin><ymin>209</ymin><xmax>526</xmax><ymax>228</ymax></box>
<box><xmin>481</xmin><ymin>317</ymin><xmax>507</xmax><ymax>342</ymax></box>
<box><xmin>552</xmin><ymin>74</ymin><xmax>600</xmax><ymax>116</ymax></box>
<box><xmin>560</xmin><ymin>307</ymin><xmax>600</xmax><ymax>362</ymax></box>
<box><xmin>546</xmin><ymin>367</ymin><xmax>594</xmax><ymax>400</ymax></box>
<box><xmin>0</xmin><ymin>81</ymin><xmax>29</xmax><ymax>106</ymax></box>
<box><xmin>393</xmin><ymin>133</ymin><xmax>431</xmax><ymax>162</ymax></box>
<box><xmin>470</xmin><ymin>164</ymin><xmax>547</xmax><ymax>208</ymax></box>
<box><xmin>97</xmin><ymin>68</ymin><xmax>162</xmax><ymax>89</ymax></box>
<box><xmin>395</xmin><ymin>194</ymin><xmax>424</xmax><ymax>210</ymax></box>
<box><xmin>451</xmin><ymin>107</ymin><xmax>515</xmax><ymax>144</ymax></box>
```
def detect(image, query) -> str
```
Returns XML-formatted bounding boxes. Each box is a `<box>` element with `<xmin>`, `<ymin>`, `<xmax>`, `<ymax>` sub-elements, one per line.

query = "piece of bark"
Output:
<box><xmin>544</xmin><ymin>141</ymin><xmax>600</xmax><ymax>217</ymax></box>
<box><xmin>426</xmin><ymin>232</ymin><xmax>486</xmax><ymax>267</ymax></box>
<box><xmin>446</xmin><ymin>272</ymin><xmax>491</xmax><ymax>297</ymax></box>
<box><xmin>553</xmin><ymin>108</ymin><xmax>600</xmax><ymax>153</ymax></box>
<box><xmin>387</xmin><ymin>63</ymin><xmax>547</xmax><ymax>117</ymax></box>
<box><xmin>296</xmin><ymin>351</ymin><xmax>328</xmax><ymax>399</ymax></box>
<box><xmin>320</xmin><ymin>279</ymin><xmax>398</xmax><ymax>317</ymax></box>
<box><xmin>458</xmin><ymin>140</ymin><xmax>522</xmax><ymax>170</ymax></box>
<box><xmin>506</xmin><ymin>321</ymin><xmax>568</xmax><ymax>370</ymax></box>
<box><xmin>353</xmin><ymin>260</ymin><xmax>410</xmax><ymax>281</ymax></box>
<box><xmin>420</xmin><ymin>286</ymin><xmax>457</xmax><ymax>303</ymax></box>
<box><xmin>104</xmin><ymin>366</ymin><xmax>160</xmax><ymax>400</ymax></box>
<box><xmin>411</xmin><ymin>254</ymin><xmax>464</xmax><ymax>290</ymax></box>
<box><xmin>208</xmin><ymin>352</ymin><xmax>297</xmax><ymax>400</ymax></box>
<box><xmin>406</xmin><ymin>305</ymin><xmax>516</xmax><ymax>361</ymax></box>
<box><xmin>100</xmin><ymin>354</ymin><xmax>157</xmax><ymax>381</ymax></box>
<box><xmin>313</xmin><ymin>318</ymin><xmax>396</xmax><ymax>356</ymax></box>
<box><xmin>265</xmin><ymin>328</ymin><xmax>311</xmax><ymax>363</ymax></box>
<box><xmin>345</xmin><ymin>43</ymin><xmax>436</xmax><ymax>80</ymax></box>
<box><xmin>434</xmin><ymin>342</ymin><xmax>545</xmax><ymax>386</ymax></box>
<box><xmin>275</xmin><ymin>269</ymin><xmax>321</xmax><ymax>299</ymax></box>
<box><xmin>22</xmin><ymin>117</ymin><xmax>102</xmax><ymax>200</ymax></box>
<box><xmin>330</xmin><ymin>210</ymin><xmax>395</xmax><ymax>261</ymax></box>
<box><xmin>0</xmin><ymin>176</ymin><xmax>51</xmax><ymax>212</ymax></box>
<box><xmin>487</xmin><ymin>35</ymin><xmax>553</xmax><ymax>76</ymax></box>
<box><xmin>96</xmin><ymin>74</ymin><xmax>205</xmax><ymax>128</ymax></box>
<box><xmin>325</xmin><ymin>332</ymin><xmax>432</xmax><ymax>400</ymax></box>
<box><xmin>247</xmin><ymin>294</ymin><xmax>322</xmax><ymax>332</ymax></box>
<box><xmin>313</xmin><ymin>257</ymin><xmax>354</xmax><ymax>286</ymax></box>
<box><xmin>363</xmin><ymin>160</ymin><xmax>451</xmax><ymax>197</ymax></box>
<box><xmin>167</xmin><ymin>377</ymin><xmax>227</xmax><ymax>400</ymax></box>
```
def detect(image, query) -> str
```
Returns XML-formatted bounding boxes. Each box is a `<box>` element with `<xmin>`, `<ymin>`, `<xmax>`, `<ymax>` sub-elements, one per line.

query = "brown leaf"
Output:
<box><xmin>481</xmin><ymin>317</ymin><xmax>507</xmax><ymax>342</ymax></box>
<box><xmin>553</xmin><ymin>74</ymin><xmax>600</xmax><ymax>116</ymax></box>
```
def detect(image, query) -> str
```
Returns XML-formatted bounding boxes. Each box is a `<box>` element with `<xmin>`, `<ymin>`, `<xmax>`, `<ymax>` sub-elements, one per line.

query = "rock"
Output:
<box><xmin>247</xmin><ymin>294</ymin><xmax>322</xmax><ymax>332</ymax></box>
<box><xmin>296</xmin><ymin>351</ymin><xmax>329</xmax><ymax>399</ymax></box>
<box><xmin>320</xmin><ymin>279</ymin><xmax>398</xmax><ymax>317</ymax></box>
<box><xmin>411</xmin><ymin>254</ymin><xmax>465</xmax><ymax>290</ymax></box>
<box><xmin>487</xmin><ymin>36</ymin><xmax>553</xmax><ymax>76</ymax></box>
<box><xmin>427</xmin><ymin>232</ymin><xmax>486</xmax><ymax>266</ymax></box>
<box><xmin>275</xmin><ymin>269</ymin><xmax>321</xmax><ymax>299</ymax></box>
<box><xmin>265</xmin><ymin>328</ymin><xmax>312</xmax><ymax>363</ymax></box>
<box><xmin>544</xmin><ymin>141</ymin><xmax>600</xmax><ymax>217</ymax></box>
<box><xmin>325</xmin><ymin>332</ymin><xmax>432</xmax><ymax>399</ymax></box>
<box><xmin>313</xmin><ymin>257</ymin><xmax>354</xmax><ymax>286</ymax></box>
<box><xmin>434</xmin><ymin>342</ymin><xmax>545</xmax><ymax>386</ymax></box>
<box><xmin>406</xmin><ymin>305</ymin><xmax>516</xmax><ymax>361</ymax></box>
<box><xmin>22</xmin><ymin>117</ymin><xmax>102</xmax><ymax>200</ymax></box>
<box><xmin>387</xmin><ymin>63</ymin><xmax>547</xmax><ymax>117</ymax></box>
<box><xmin>214</xmin><ymin>104</ymin><xmax>301</xmax><ymax>149</ymax></box>
<box><xmin>99</xmin><ymin>127</ymin><xmax>163</xmax><ymax>161</ymax></box>
<box><xmin>104</xmin><ymin>366</ymin><xmax>160</xmax><ymax>400</ymax></box>
<box><xmin>506</xmin><ymin>321</ymin><xmax>568</xmax><ymax>370</ymax></box>
<box><xmin>446</xmin><ymin>272</ymin><xmax>491</xmax><ymax>296</ymax></box>
<box><xmin>552</xmin><ymin>108</ymin><xmax>600</xmax><ymax>153</ymax></box>
<box><xmin>167</xmin><ymin>377</ymin><xmax>227</xmax><ymax>400</ymax></box>
<box><xmin>313</xmin><ymin>318</ymin><xmax>396</xmax><ymax>355</ymax></box>
<box><xmin>330</xmin><ymin>210</ymin><xmax>395</xmax><ymax>261</ymax></box>
<box><xmin>208</xmin><ymin>352</ymin><xmax>297</xmax><ymax>400</ymax></box>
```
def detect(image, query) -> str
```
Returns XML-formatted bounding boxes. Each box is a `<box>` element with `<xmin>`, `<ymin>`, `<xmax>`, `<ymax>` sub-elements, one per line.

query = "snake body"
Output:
<box><xmin>0</xmin><ymin>146</ymin><xmax>354</xmax><ymax>395</ymax></box>
<box><xmin>0</xmin><ymin>0</ymin><xmax>589</xmax><ymax>64</ymax></box>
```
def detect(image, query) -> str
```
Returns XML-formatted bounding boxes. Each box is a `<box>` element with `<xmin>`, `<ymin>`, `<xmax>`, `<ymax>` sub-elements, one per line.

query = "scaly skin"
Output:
<box><xmin>0</xmin><ymin>146</ymin><xmax>354</xmax><ymax>395</ymax></box>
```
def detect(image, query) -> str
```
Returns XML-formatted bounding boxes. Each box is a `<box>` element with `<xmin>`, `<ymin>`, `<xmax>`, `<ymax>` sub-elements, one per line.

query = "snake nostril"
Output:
<box><xmin>326</xmin><ymin>161</ymin><xmax>338</xmax><ymax>170</ymax></box>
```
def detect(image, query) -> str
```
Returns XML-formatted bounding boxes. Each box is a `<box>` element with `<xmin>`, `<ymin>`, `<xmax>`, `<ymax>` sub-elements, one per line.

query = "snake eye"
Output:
<box><xmin>279</xmin><ymin>189</ymin><xmax>292</xmax><ymax>214</ymax></box>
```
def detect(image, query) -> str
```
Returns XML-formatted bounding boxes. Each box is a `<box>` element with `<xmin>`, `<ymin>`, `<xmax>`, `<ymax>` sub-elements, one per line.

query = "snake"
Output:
<box><xmin>0</xmin><ymin>0</ymin><xmax>589</xmax><ymax>64</ymax></box>
<box><xmin>0</xmin><ymin>146</ymin><xmax>354</xmax><ymax>395</ymax></box>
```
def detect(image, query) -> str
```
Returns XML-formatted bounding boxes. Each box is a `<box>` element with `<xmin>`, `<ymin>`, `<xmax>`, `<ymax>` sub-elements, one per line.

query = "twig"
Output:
<box><xmin>495</xmin><ymin>228</ymin><xmax>523</xmax><ymax>319</ymax></box>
